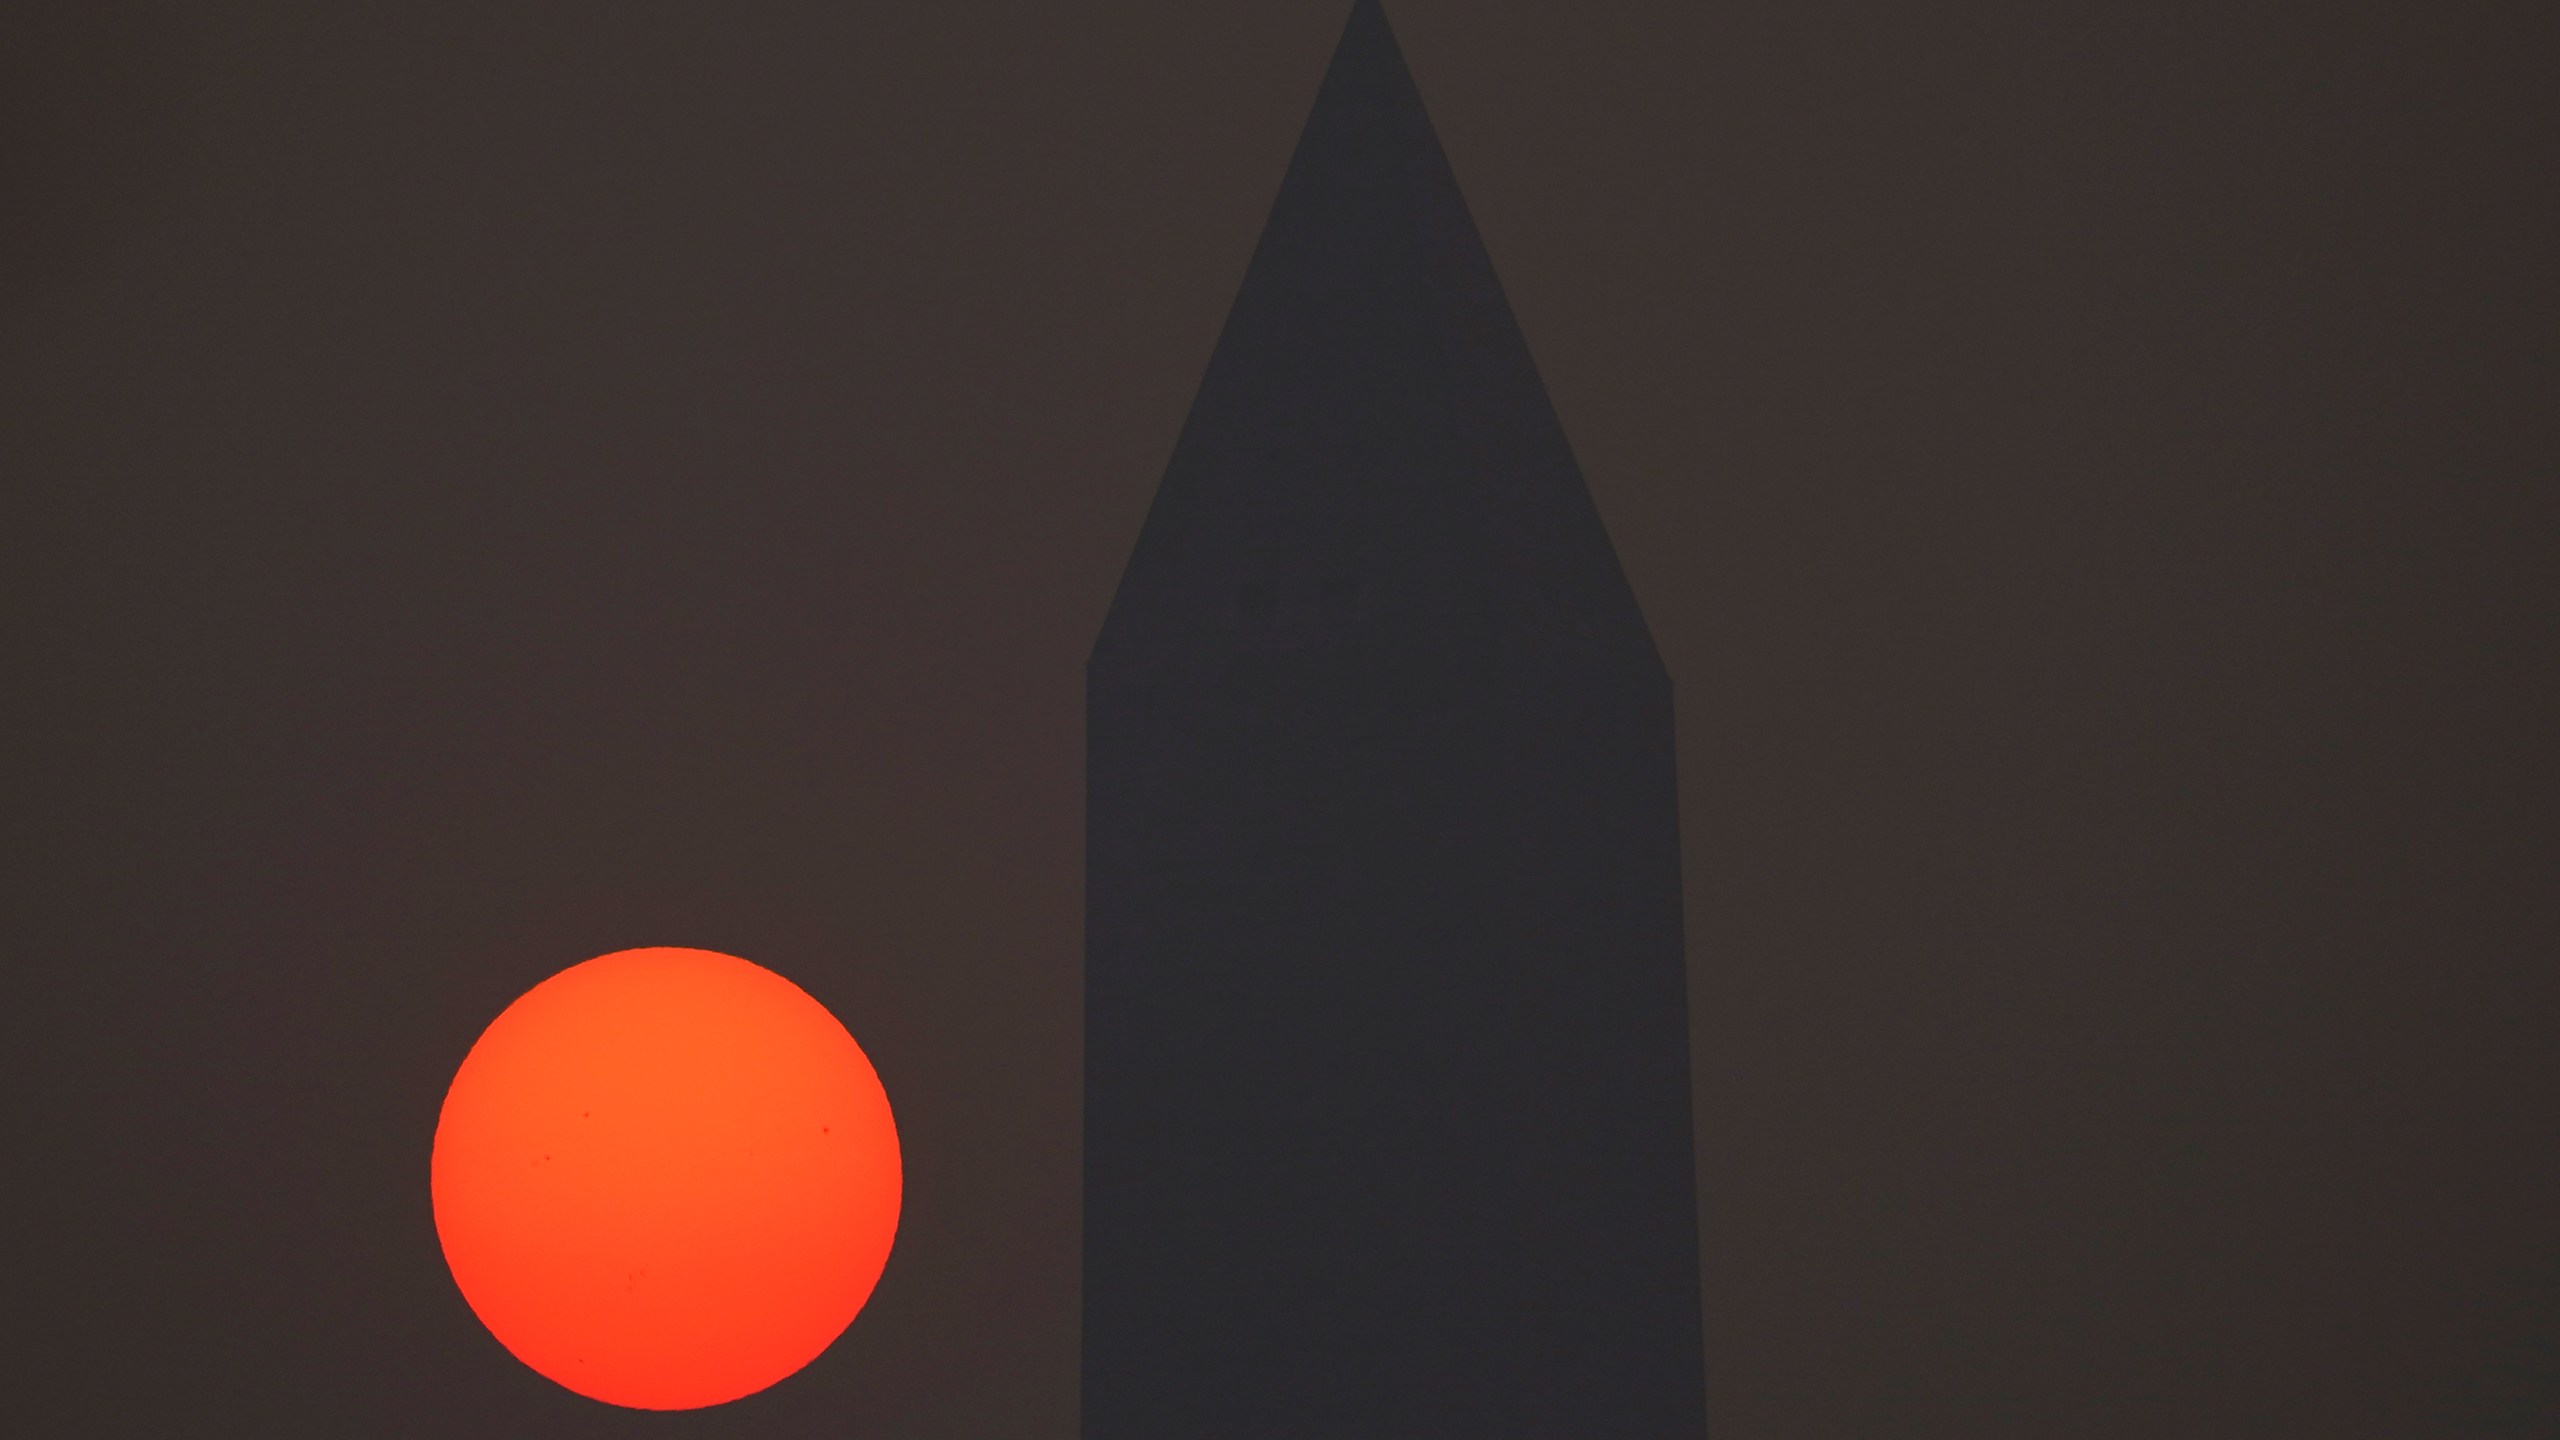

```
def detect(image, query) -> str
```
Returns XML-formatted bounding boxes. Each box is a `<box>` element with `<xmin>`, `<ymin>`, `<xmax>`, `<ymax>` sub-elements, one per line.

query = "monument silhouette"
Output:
<box><xmin>1083</xmin><ymin>3</ymin><xmax>1706</xmax><ymax>1434</ymax></box>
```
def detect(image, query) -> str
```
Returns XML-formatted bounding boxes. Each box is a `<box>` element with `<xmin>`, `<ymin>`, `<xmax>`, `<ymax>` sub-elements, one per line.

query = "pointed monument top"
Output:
<box><xmin>1094</xmin><ymin>1</ymin><xmax>1655</xmax><ymax>674</ymax></box>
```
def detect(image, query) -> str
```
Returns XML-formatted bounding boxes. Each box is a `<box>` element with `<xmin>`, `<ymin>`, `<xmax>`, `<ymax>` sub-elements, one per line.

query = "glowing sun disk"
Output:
<box><xmin>431</xmin><ymin>946</ymin><xmax>900</xmax><ymax>1410</ymax></box>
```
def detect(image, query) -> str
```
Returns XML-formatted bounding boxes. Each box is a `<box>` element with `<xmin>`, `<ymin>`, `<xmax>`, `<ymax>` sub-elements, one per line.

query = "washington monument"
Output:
<box><xmin>1082</xmin><ymin>4</ymin><xmax>1707</xmax><ymax>1433</ymax></box>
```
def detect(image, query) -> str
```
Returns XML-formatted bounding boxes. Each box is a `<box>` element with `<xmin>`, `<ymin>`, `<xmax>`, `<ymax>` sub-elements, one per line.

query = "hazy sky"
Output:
<box><xmin>8</xmin><ymin>2</ymin><xmax>2555</xmax><ymax>1436</ymax></box>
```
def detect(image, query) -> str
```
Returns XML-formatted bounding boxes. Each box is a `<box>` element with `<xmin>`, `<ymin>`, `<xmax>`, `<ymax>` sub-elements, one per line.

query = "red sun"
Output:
<box><xmin>431</xmin><ymin>947</ymin><xmax>901</xmax><ymax>1410</ymax></box>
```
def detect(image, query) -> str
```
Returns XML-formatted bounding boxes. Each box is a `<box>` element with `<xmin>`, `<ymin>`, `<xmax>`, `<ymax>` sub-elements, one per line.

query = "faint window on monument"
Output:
<box><xmin>1548</xmin><ymin>582</ymin><xmax>1583</xmax><ymax>634</ymax></box>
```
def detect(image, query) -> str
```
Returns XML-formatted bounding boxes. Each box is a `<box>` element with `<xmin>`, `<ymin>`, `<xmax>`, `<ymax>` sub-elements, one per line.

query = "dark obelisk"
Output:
<box><xmin>1083</xmin><ymin>4</ymin><xmax>1705</xmax><ymax>1434</ymax></box>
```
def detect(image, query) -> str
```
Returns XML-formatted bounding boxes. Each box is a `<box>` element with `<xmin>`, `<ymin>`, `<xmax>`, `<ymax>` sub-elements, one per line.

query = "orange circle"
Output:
<box><xmin>431</xmin><ymin>947</ymin><xmax>901</xmax><ymax>1410</ymax></box>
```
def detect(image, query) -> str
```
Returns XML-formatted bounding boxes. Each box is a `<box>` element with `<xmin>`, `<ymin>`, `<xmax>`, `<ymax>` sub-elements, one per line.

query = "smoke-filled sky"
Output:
<box><xmin>7</xmin><ymin>2</ymin><xmax>2555</xmax><ymax>1436</ymax></box>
